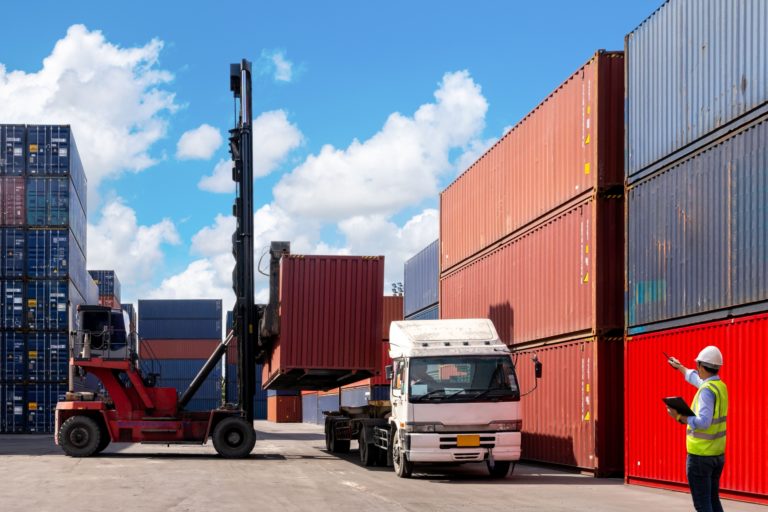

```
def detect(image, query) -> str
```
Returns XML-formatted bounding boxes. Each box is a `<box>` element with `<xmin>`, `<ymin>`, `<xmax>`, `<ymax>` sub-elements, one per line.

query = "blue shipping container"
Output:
<box><xmin>1</xmin><ymin>228</ymin><xmax>25</xmax><ymax>278</ymax></box>
<box><xmin>26</xmin><ymin>280</ymin><xmax>68</xmax><ymax>330</ymax></box>
<box><xmin>225</xmin><ymin>363</ymin><xmax>266</xmax><ymax>404</ymax></box>
<box><xmin>371</xmin><ymin>385</ymin><xmax>389</xmax><ymax>401</ymax></box>
<box><xmin>26</xmin><ymin>126</ymin><xmax>87</xmax><ymax>211</ymax></box>
<box><xmin>318</xmin><ymin>394</ymin><xmax>339</xmax><ymax>417</ymax></box>
<box><xmin>26</xmin><ymin>177</ymin><xmax>86</xmax><ymax>253</ymax></box>
<box><xmin>26</xmin><ymin>229</ymin><xmax>88</xmax><ymax>296</ymax></box>
<box><xmin>340</xmin><ymin>386</ymin><xmax>370</xmax><ymax>407</ymax></box>
<box><xmin>625</xmin><ymin>0</ymin><xmax>768</xmax><ymax>178</ymax></box>
<box><xmin>27</xmin><ymin>332</ymin><xmax>68</xmax><ymax>382</ymax></box>
<box><xmin>405</xmin><ymin>304</ymin><xmax>439</xmax><ymax>321</ymax></box>
<box><xmin>255</xmin><ymin>399</ymin><xmax>267</xmax><ymax>420</ymax></box>
<box><xmin>226</xmin><ymin>310</ymin><xmax>233</xmax><ymax>332</ymax></box>
<box><xmin>404</xmin><ymin>239</ymin><xmax>439</xmax><ymax>317</ymax></box>
<box><xmin>627</xmin><ymin>116</ymin><xmax>768</xmax><ymax>330</ymax></box>
<box><xmin>144</xmin><ymin>359</ymin><xmax>222</xmax><ymax>411</ymax></box>
<box><xmin>0</xmin><ymin>383</ymin><xmax>26</xmax><ymax>433</ymax></box>
<box><xmin>139</xmin><ymin>318</ymin><xmax>222</xmax><ymax>340</ymax></box>
<box><xmin>0</xmin><ymin>125</ymin><xmax>26</xmax><ymax>175</ymax></box>
<box><xmin>2</xmin><ymin>280</ymin><xmax>24</xmax><ymax>329</ymax></box>
<box><xmin>302</xmin><ymin>393</ymin><xmax>319</xmax><ymax>424</ymax></box>
<box><xmin>1</xmin><ymin>331</ymin><xmax>25</xmax><ymax>381</ymax></box>
<box><xmin>26</xmin><ymin>383</ymin><xmax>67</xmax><ymax>433</ymax></box>
<box><xmin>88</xmin><ymin>270</ymin><xmax>121</xmax><ymax>300</ymax></box>
<box><xmin>139</xmin><ymin>299</ymin><xmax>222</xmax><ymax>320</ymax></box>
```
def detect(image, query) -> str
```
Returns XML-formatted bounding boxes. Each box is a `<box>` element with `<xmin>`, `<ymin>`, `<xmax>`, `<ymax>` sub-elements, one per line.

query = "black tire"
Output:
<box><xmin>58</xmin><ymin>416</ymin><xmax>101</xmax><ymax>457</ymax></box>
<box><xmin>324</xmin><ymin>418</ymin><xmax>332</xmax><ymax>451</ymax></box>
<box><xmin>330</xmin><ymin>426</ymin><xmax>350</xmax><ymax>453</ymax></box>
<box><xmin>94</xmin><ymin>423</ymin><xmax>111</xmax><ymax>454</ymax></box>
<box><xmin>359</xmin><ymin>428</ymin><xmax>377</xmax><ymax>467</ymax></box>
<box><xmin>486</xmin><ymin>460</ymin><xmax>512</xmax><ymax>478</ymax></box>
<box><xmin>392</xmin><ymin>430</ymin><xmax>412</xmax><ymax>478</ymax></box>
<box><xmin>212</xmin><ymin>417</ymin><xmax>256</xmax><ymax>459</ymax></box>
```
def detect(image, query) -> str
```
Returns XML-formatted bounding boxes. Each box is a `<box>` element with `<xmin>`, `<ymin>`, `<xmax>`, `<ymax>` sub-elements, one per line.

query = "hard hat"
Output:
<box><xmin>696</xmin><ymin>346</ymin><xmax>723</xmax><ymax>368</ymax></box>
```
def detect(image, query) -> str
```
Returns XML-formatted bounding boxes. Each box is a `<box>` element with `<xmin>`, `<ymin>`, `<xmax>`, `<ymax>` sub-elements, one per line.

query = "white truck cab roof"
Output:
<box><xmin>388</xmin><ymin>319</ymin><xmax>510</xmax><ymax>359</ymax></box>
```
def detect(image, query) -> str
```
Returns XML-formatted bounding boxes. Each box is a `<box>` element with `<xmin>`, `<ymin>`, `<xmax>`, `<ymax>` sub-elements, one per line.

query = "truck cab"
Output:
<box><xmin>387</xmin><ymin>319</ymin><xmax>522</xmax><ymax>478</ymax></box>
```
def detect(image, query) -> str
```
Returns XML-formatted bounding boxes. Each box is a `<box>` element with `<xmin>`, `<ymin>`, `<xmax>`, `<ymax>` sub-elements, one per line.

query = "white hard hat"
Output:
<box><xmin>696</xmin><ymin>346</ymin><xmax>723</xmax><ymax>368</ymax></box>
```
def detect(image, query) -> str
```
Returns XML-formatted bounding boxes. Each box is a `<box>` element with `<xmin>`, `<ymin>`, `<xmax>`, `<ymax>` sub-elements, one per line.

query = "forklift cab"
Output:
<box><xmin>75</xmin><ymin>305</ymin><xmax>135</xmax><ymax>360</ymax></box>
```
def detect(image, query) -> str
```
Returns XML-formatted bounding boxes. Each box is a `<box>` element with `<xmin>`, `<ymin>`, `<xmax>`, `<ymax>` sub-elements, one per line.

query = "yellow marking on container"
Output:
<box><xmin>585</xmin><ymin>244</ymin><xmax>589</xmax><ymax>254</ymax></box>
<box><xmin>29</xmin><ymin>144</ymin><xmax>38</xmax><ymax>153</ymax></box>
<box><xmin>584</xmin><ymin>411</ymin><xmax>590</xmax><ymax>421</ymax></box>
<box><xmin>586</xmin><ymin>383</ymin><xmax>590</xmax><ymax>392</ymax></box>
<box><xmin>584</xmin><ymin>134</ymin><xmax>591</xmax><ymax>145</ymax></box>
<box><xmin>28</xmin><ymin>351</ymin><xmax>38</xmax><ymax>358</ymax></box>
<box><xmin>586</xmin><ymin>105</ymin><xmax>591</xmax><ymax>115</ymax></box>
<box><xmin>583</xmin><ymin>273</ymin><xmax>589</xmax><ymax>283</ymax></box>
<box><xmin>28</xmin><ymin>402</ymin><xmax>38</xmax><ymax>411</ymax></box>
<box><xmin>28</xmin><ymin>299</ymin><xmax>37</xmax><ymax>307</ymax></box>
<box><xmin>584</xmin><ymin>162</ymin><xmax>590</xmax><ymax>175</ymax></box>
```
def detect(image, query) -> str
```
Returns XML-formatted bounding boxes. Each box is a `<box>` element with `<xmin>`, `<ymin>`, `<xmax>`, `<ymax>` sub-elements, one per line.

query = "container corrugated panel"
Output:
<box><xmin>138</xmin><ymin>299</ymin><xmax>222</xmax><ymax>320</ymax></box>
<box><xmin>626</xmin><ymin>0</ymin><xmax>768</xmax><ymax>178</ymax></box>
<box><xmin>627</xmin><ymin>116</ymin><xmax>768</xmax><ymax>331</ymax></box>
<box><xmin>370</xmin><ymin>385</ymin><xmax>389</xmax><ymax>401</ymax></box>
<box><xmin>26</xmin><ymin>126</ymin><xmax>87</xmax><ymax>212</ymax></box>
<box><xmin>88</xmin><ymin>270</ymin><xmax>121</xmax><ymax>300</ymax></box>
<box><xmin>147</xmin><ymin>359</ymin><xmax>222</xmax><ymax>409</ymax></box>
<box><xmin>26</xmin><ymin>230</ymin><xmax>88</xmax><ymax>297</ymax></box>
<box><xmin>26</xmin><ymin>177</ymin><xmax>86</xmax><ymax>254</ymax></box>
<box><xmin>405</xmin><ymin>304</ymin><xmax>438</xmax><ymax>321</ymax></box>
<box><xmin>2</xmin><ymin>280</ymin><xmax>24</xmax><ymax>329</ymax></box>
<box><xmin>26</xmin><ymin>383</ymin><xmax>67</xmax><ymax>433</ymax></box>
<box><xmin>0</xmin><ymin>177</ymin><xmax>25</xmax><ymax>225</ymax></box>
<box><xmin>140</xmin><ymin>339</ymin><xmax>221</xmax><ymax>360</ymax></box>
<box><xmin>1</xmin><ymin>228</ymin><xmax>25</xmax><ymax>277</ymax></box>
<box><xmin>0</xmin><ymin>382</ymin><xmax>26</xmax><ymax>432</ymax></box>
<box><xmin>26</xmin><ymin>280</ymin><xmax>68</xmax><ymax>330</ymax></box>
<box><xmin>625</xmin><ymin>313</ymin><xmax>768</xmax><ymax>504</ymax></box>
<box><xmin>318</xmin><ymin>393</ymin><xmax>339</xmax><ymax>417</ymax></box>
<box><xmin>226</xmin><ymin>310</ymin><xmax>233</xmax><ymax>331</ymax></box>
<box><xmin>1</xmin><ymin>331</ymin><xmax>25</xmax><ymax>381</ymax></box>
<box><xmin>224</xmin><ymin>363</ymin><xmax>267</xmax><ymax>406</ymax></box>
<box><xmin>121</xmin><ymin>303</ymin><xmax>137</xmax><ymax>331</ymax></box>
<box><xmin>340</xmin><ymin>386</ymin><xmax>370</xmax><ymax>407</ymax></box>
<box><xmin>440</xmin><ymin>51</ymin><xmax>624</xmax><ymax>272</ymax></box>
<box><xmin>267</xmin><ymin>389</ymin><xmax>300</xmax><ymax>397</ymax></box>
<box><xmin>264</xmin><ymin>255</ymin><xmax>384</xmax><ymax>390</ymax></box>
<box><xmin>139</xmin><ymin>318</ymin><xmax>222</xmax><ymax>340</ymax></box>
<box><xmin>514</xmin><ymin>337</ymin><xmax>623</xmax><ymax>475</ymax></box>
<box><xmin>301</xmin><ymin>392</ymin><xmax>320</xmax><ymax>424</ymax></box>
<box><xmin>267</xmin><ymin>395</ymin><xmax>302</xmax><ymax>423</ymax></box>
<box><xmin>99</xmin><ymin>295</ymin><xmax>121</xmax><ymax>309</ymax></box>
<box><xmin>441</xmin><ymin>197</ymin><xmax>624</xmax><ymax>345</ymax></box>
<box><xmin>404</xmin><ymin>240</ymin><xmax>439</xmax><ymax>317</ymax></box>
<box><xmin>369</xmin><ymin>296</ymin><xmax>404</xmax><ymax>387</ymax></box>
<box><xmin>27</xmin><ymin>332</ymin><xmax>68</xmax><ymax>382</ymax></box>
<box><xmin>0</xmin><ymin>125</ymin><xmax>25</xmax><ymax>175</ymax></box>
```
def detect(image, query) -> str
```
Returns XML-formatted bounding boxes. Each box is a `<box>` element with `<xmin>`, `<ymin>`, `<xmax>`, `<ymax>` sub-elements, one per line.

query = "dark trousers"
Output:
<box><xmin>687</xmin><ymin>453</ymin><xmax>725</xmax><ymax>512</ymax></box>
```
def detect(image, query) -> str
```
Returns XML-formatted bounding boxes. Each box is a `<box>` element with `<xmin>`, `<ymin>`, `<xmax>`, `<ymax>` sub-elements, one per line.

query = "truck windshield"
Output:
<box><xmin>408</xmin><ymin>356</ymin><xmax>519</xmax><ymax>402</ymax></box>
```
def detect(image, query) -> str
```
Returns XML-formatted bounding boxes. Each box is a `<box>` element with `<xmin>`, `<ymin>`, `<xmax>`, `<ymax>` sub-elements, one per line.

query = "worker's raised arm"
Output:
<box><xmin>666</xmin><ymin>356</ymin><xmax>688</xmax><ymax>377</ymax></box>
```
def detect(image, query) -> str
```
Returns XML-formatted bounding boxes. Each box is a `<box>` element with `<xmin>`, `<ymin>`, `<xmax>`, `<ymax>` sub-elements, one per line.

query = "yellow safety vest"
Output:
<box><xmin>686</xmin><ymin>379</ymin><xmax>728</xmax><ymax>456</ymax></box>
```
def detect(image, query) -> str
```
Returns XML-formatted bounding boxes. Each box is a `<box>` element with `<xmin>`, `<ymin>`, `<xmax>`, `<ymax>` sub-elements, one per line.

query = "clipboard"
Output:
<box><xmin>663</xmin><ymin>396</ymin><xmax>695</xmax><ymax>417</ymax></box>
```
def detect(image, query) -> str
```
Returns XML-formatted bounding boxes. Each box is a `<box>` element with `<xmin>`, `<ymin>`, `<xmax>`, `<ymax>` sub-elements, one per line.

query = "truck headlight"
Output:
<box><xmin>490</xmin><ymin>420</ymin><xmax>522</xmax><ymax>431</ymax></box>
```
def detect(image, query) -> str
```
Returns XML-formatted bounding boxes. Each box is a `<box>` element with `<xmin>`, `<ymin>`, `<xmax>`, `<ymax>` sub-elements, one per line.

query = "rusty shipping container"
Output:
<box><xmin>267</xmin><ymin>395</ymin><xmax>302</xmax><ymax>423</ymax></box>
<box><xmin>441</xmin><ymin>196</ymin><xmax>623</xmax><ymax>345</ymax></box>
<box><xmin>514</xmin><ymin>337</ymin><xmax>623</xmax><ymax>476</ymax></box>
<box><xmin>625</xmin><ymin>312</ymin><xmax>768</xmax><ymax>505</ymax></box>
<box><xmin>0</xmin><ymin>177</ymin><xmax>25</xmax><ymax>225</ymax></box>
<box><xmin>440</xmin><ymin>51</ymin><xmax>623</xmax><ymax>272</ymax></box>
<box><xmin>140</xmin><ymin>339</ymin><xmax>221</xmax><ymax>360</ymax></box>
<box><xmin>263</xmin><ymin>255</ymin><xmax>384</xmax><ymax>390</ymax></box>
<box><xmin>369</xmin><ymin>295</ymin><xmax>403</xmax><ymax>387</ymax></box>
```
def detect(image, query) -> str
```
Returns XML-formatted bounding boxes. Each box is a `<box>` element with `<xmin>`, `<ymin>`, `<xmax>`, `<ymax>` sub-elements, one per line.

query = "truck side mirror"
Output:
<box><xmin>385</xmin><ymin>365</ymin><xmax>393</xmax><ymax>381</ymax></box>
<box><xmin>535</xmin><ymin>360</ymin><xmax>543</xmax><ymax>379</ymax></box>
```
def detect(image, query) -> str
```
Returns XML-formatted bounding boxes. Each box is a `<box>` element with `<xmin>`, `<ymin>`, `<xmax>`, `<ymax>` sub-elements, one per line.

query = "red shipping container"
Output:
<box><xmin>263</xmin><ymin>255</ymin><xmax>384</xmax><ymax>391</ymax></box>
<box><xmin>514</xmin><ymin>337</ymin><xmax>623</xmax><ymax>476</ymax></box>
<box><xmin>0</xmin><ymin>176</ymin><xmax>25</xmax><ymax>225</ymax></box>
<box><xmin>267</xmin><ymin>395</ymin><xmax>302</xmax><ymax>423</ymax></box>
<box><xmin>99</xmin><ymin>295</ymin><xmax>121</xmax><ymax>309</ymax></box>
<box><xmin>140</xmin><ymin>339</ymin><xmax>221</xmax><ymax>360</ymax></box>
<box><xmin>440</xmin><ymin>51</ymin><xmax>623</xmax><ymax>272</ymax></box>
<box><xmin>369</xmin><ymin>295</ymin><xmax>403</xmax><ymax>387</ymax></box>
<box><xmin>440</xmin><ymin>197</ymin><xmax>623</xmax><ymax>345</ymax></box>
<box><xmin>625</xmin><ymin>313</ymin><xmax>768</xmax><ymax>505</ymax></box>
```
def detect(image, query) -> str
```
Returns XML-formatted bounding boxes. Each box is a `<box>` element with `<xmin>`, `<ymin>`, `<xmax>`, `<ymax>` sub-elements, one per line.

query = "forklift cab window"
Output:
<box><xmin>80</xmin><ymin>311</ymin><xmax>127</xmax><ymax>352</ymax></box>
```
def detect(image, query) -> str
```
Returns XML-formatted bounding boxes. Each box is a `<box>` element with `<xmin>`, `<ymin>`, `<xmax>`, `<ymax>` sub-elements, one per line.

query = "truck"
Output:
<box><xmin>324</xmin><ymin>318</ymin><xmax>541</xmax><ymax>478</ymax></box>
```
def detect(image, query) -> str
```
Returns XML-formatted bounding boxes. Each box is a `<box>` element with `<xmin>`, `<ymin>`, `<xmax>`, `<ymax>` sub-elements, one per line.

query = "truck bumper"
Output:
<box><xmin>407</xmin><ymin>432</ymin><xmax>521</xmax><ymax>463</ymax></box>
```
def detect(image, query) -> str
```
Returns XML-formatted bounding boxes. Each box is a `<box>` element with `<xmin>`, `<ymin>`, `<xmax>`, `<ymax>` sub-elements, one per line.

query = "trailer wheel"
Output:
<box><xmin>212</xmin><ymin>417</ymin><xmax>256</xmax><ymax>459</ymax></box>
<box><xmin>329</xmin><ymin>425</ymin><xmax>350</xmax><ymax>453</ymax></box>
<box><xmin>486</xmin><ymin>460</ymin><xmax>512</xmax><ymax>478</ymax></box>
<box><xmin>359</xmin><ymin>428</ymin><xmax>377</xmax><ymax>467</ymax></box>
<box><xmin>324</xmin><ymin>418</ymin><xmax>332</xmax><ymax>451</ymax></box>
<box><xmin>392</xmin><ymin>430</ymin><xmax>412</xmax><ymax>478</ymax></box>
<box><xmin>58</xmin><ymin>415</ymin><xmax>101</xmax><ymax>457</ymax></box>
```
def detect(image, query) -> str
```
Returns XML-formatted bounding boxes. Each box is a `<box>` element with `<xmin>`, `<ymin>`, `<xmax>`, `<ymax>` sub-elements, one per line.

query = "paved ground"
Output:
<box><xmin>0</xmin><ymin>421</ymin><xmax>763</xmax><ymax>512</ymax></box>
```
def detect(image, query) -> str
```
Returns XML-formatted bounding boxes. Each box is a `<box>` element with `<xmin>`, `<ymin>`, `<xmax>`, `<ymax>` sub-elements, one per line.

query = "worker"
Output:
<box><xmin>409</xmin><ymin>361</ymin><xmax>437</xmax><ymax>388</ymax></box>
<box><xmin>666</xmin><ymin>346</ymin><xmax>728</xmax><ymax>512</ymax></box>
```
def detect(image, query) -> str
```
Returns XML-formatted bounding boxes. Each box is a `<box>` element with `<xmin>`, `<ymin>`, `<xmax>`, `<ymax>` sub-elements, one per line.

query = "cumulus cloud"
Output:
<box><xmin>273</xmin><ymin>70</ymin><xmax>488</xmax><ymax>221</ymax></box>
<box><xmin>198</xmin><ymin>159</ymin><xmax>234</xmax><ymax>193</ymax></box>
<box><xmin>176</xmin><ymin>124</ymin><xmax>222</xmax><ymax>160</ymax></box>
<box><xmin>260</xmin><ymin>50</ymin><xmax>294</xmax><ymax>82</ymax></box>
<box><xmin>0</xmin><ymin>24</ymin><xmax>177</xmax><ymax>201</ymax></box>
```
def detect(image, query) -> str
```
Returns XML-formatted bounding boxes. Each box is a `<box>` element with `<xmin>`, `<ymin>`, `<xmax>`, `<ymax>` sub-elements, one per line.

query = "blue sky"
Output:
<box><xmin>0</xmin><ymin>0</ymin><xmax>661</xmax><ymax>307</ymax></box>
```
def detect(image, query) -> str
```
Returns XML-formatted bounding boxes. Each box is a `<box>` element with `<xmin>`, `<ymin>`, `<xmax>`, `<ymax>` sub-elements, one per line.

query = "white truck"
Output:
<box><xmin>324</xmin><ymin>318</ymin><xmax>541</xmax><ymax>478</ymax></box>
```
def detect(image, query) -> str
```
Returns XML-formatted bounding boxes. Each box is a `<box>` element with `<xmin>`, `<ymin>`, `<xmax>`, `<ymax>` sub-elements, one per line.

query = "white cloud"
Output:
<box><xmin>87</xmin><ymin>198</ymin><xmax>181</xmax><ymax>299</ymax></box>
<box><xmin>198</xmin><ymin>159</ymin><xmax>234</xmax><ymax>193</ymax></box>
<box><xmin>273</xmin><ymin>70</ymin><xmax>488</xmax><ymax>221</ymax></box>
<box><xmin>176</xmin><ymin>124</ymin><xmax>223</xmax><ymax>160</ymax></box>
<box><xmin>454</xmin><ymin>136</ymin><xmax>498</xmax><ymax>176</ymax></box>
<box><xmin>261</xmin><ymin>50</ymin><xmax>294</xmax><ymax>82</ymax></box>
<box><xmin>0</xmin><ymin>24</ymin><xmax>177</xmax><ymax>202</ymax></box>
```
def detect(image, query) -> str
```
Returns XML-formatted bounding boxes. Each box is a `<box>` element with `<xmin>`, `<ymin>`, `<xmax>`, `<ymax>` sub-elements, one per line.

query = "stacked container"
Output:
<box><xmin>121</xmin><ymin>303</ymin><xmax>137</xmax><ymax>333</ymax></box>
<box><xmin>439</xmin><ymin>52</ymin><xmax>625</xmax><ymax>476</ymax></box>
<box><xmin>224</xmin><ymin>311</ymin><xmax>267</xmax><ymax>420</ymax></box>
<box><xmin>624</xmin><ymin>1</ymin><xmax>768</xmax><ymax>503</ymax></box>
<box><xmin>137</xmin><ymin>299</ymin><xmax>223</xmax><ymax>411</ymax></box>
<box><xmin>1</xmin><ymin>125</ymin><xmax>95</xmax><ymax>433</ymax></box>
<box><xmin>88</xmin><ymin>270</ymin><xmax>121</xmax><ymax>309</ymax></box>
<box><xmin>404</xmin><ymin>240</ymin><xmax>439</xmax><ymax>320</ymax></box>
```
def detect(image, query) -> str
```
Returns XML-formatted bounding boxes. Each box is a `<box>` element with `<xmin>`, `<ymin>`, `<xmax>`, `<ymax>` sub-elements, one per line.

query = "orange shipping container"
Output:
<box><xmin>267</xmin><ymin>395</ymin><xmax>302</xmax><ymax>423</ymax></box>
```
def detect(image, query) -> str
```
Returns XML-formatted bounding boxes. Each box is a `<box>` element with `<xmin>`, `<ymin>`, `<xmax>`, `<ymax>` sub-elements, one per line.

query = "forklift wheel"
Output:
<box><xmin>94</xmin><ymin>424</ymin><xmax>111</xmax><ymax>454</ymax></box>
<box><xmin>212</xmin><ymin>417</ymin><xmax>256</xmax><ymax>458</ymax></box>
<box><xmin>58</xmin><ymin>416</ymin><xmax>102</xmax><ymax>457</ymax></box>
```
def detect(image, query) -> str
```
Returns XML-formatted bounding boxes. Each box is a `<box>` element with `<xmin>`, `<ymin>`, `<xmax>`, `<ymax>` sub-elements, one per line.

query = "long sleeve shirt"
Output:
<box><xmin>684</xmin><ymin>370</ymin><xmax>721</xmax><ymax>430</ymax></box>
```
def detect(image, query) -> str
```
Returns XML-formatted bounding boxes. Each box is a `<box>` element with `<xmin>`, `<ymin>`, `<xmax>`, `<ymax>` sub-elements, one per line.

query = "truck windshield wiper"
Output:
<box><xmin>468</xmin><ymin>388</ymin><xmax>515</xmax><ymax>400</ymax></box>
<box><xmin>412</xmin><ymin>389</ymin><xmax>448</xmax><ymax>401</ymax></box>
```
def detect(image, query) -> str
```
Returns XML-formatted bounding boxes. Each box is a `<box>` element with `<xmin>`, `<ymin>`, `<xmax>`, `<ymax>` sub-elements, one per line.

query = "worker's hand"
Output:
<box><xmin>667</xmin><ymin>356</ymin><xmax>682</xmax><ymax>370</ymax></box>
<box><xmin>666</xmin><ymin>407</ymin><xmax>677</xmax><ymax>419</ymax></box>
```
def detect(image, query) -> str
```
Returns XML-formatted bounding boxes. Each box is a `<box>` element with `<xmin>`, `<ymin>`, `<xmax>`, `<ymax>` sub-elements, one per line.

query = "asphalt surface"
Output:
<box><xmin>0</xmin><ymin>421</ymin><xmax>764</xmax><ymax>512</ymax></box>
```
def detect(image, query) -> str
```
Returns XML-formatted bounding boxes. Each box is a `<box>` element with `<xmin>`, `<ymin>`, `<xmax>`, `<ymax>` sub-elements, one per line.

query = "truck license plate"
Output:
<box><xmin>456</xmin><ymin>434</ymin><xmax>480</xmax><ymax>447</ymax></box>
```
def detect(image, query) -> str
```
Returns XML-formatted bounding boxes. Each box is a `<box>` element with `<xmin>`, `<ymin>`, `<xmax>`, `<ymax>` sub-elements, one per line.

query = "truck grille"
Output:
<box><xmin>439</xmin><ymin>435</ymin><xmax>495</xmax><ymax>449</ymax></box>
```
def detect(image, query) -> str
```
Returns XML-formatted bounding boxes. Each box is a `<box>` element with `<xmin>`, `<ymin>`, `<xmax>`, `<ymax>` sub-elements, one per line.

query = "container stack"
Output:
<box><xmin>138</xmin><ymin>299</ymin><xmax>223</xmax><ymax>411</ymax></box>
<box><xmin>403</xmin><ymin>240</ymin><xmax>438</xmax><ymax>320</ymax></box>
<box><xmin>224</xmin><ymin>311</ymin><xmax>267</xmax><ymax>420</ymax></box>
<box><xmin>624</xmin><ymin>0</ymin><xmax>768</xmax><ymax>503</ymax></box>
<box><xmin>438</xmin><ymin>52</ymin><xmax>625</xmax><ymax>476</ymax></box>
<box><xmin>88</xmin><ymin>270</ymin><xmax>121</xmax><ymax>309</ymax></box>
<box><xmin>0</xmin><ymin>124</ymin><xmax>97</xmax><ymax>433</ymax></box>
<box><xmin>121</xmin><ymin>303</ymin><xmax>137</xmax><ymax>333</ymax></box>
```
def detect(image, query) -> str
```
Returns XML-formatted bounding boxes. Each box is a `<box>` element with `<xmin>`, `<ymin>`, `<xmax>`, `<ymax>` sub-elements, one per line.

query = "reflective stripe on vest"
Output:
<box><xmin>686</xmin><ymin>379</ymin><xmax>728</xmax><ymax>456</ymax></box>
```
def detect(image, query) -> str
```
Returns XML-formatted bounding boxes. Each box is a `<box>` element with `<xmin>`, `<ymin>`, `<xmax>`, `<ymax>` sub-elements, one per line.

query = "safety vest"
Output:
<box><xmin>687</xmin><ymin>379</ymin><xmax>728</xmax><ymax>456</ymax></box>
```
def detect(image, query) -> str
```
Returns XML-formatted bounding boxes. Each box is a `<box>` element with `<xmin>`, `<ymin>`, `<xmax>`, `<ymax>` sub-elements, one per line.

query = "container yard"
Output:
<box><xmin>1</xmin><ymin>1</ymin><xmax>766</xmax><ymax>511</ymax></box>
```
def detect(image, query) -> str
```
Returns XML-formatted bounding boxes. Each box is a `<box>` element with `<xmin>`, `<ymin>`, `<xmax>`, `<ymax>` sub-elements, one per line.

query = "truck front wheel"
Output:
<box><xmin>486</xmin><ymin>460</ymin><xmax>513</xmax><ymax>478</ymax></box>
<box><xmin>58</xmin><ymin>415</ymin><xmax>102</xmax><ymax>457</ymax></box>
<box><xmin>392</xmin><ymin>431</ymin><xmax>413</xmax><ymax>478</ymax></box>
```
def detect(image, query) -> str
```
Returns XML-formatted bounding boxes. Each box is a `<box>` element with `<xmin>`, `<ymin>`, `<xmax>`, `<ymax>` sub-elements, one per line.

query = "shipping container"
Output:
<box><xmin>226</xmin><ymin>310</ymin><xmax>233</xmax><ymax>331</ymax></box>
<box><xmin>1</xmin><ymin>228</ymin><xmax>25</xmax><ymax>277</ymax></box>
<box><xmin>514</xmin><ymin>337</ymin><xmax>623</xmax><ymax>475</ymax></box>
<box><xmin>0</xmin><ymin>176</ymin><xmax>25</xmax><ymax>225</ymax></box>
<box><xmin>0</xmin><ymin>125</ymin><xmax>25</xmax><ymax>175</ymax></box>
<box><xmin>26</xmin><ymin>230</ymin><xmax>89</xmax><ymax>297</ymax></box>
<box><xmin>1</xmin><ymin>331</ymin><xmax>25</xmax><ymax>381</ymax></box>
<box><xmin>85</xmin><ymin>277</ymin><xmax>98</xmax><ymax>306</ymax></box>
<box><xmin>440</xmin><ymin>51</ymin><xmax>623</xmax><ymax>272</ymax></box>
<box><xmin>98</xmin><ymin>295</ymin><xmax>121</xmax><ymax>309</ymax></box>
<box><xmin>441</xmin><ymin>197</ymin><xmax>623</xmax><ymax>345</ymax></box>
<box><xmin>626</xmin><ymin>0</ymin><xmax>768</xmax><ymax>180</ymax></box>
<box><xmin>625</xmin><ymin>312</ymin><xmax>768</xmax><ymax>504</ymax></box>
<box><xmin>140</xmin><ymin>359</ymin><xmax>222</xmax><ymax>411</ymax></box>
<box><xmin>224</xmin><ymin>363</ymin><xmax>267</xmax><ymax>417</ymax></box>
<box><xmin>26</xmin><ymin>177</ymin><xmax>86</xmax><ymax>253</ymax></box>
<box><xmin>139</xmin><ymin>318</ymin><xmax>222</xmax><ymax>340</ymax></box>
<box><xmin>318</xmin><ymin>393</ymin><xmax>339</xmax><ymax>417</ymax></box>
<box><xmin>121</xmin><ymin>303</ymin><xmax>137</xmax><ymax>332</ymax></box>
<box><xmin>27</xmin><ymin>332</ymin><xmax>68</xmax><ymax>382</ymax></box>
<box><xmin>404</xmin><ymin>239</ymin><xmax>439</xmax><ymax>317</ymax></box>
<box><xmin>26</xmin><ymin>280</ymin><xmax>68</xmax><ymax>330</ymax></box>
<box><xmin>405</xmin><ymin>304</ymin><xmax>439</xmax><ymax>321</ymax></box>
<box><xmin>88</xmin><ymin>270</ymin><xmax>121</xmax><ymax>300</ymax></box>
<box><xmin>26</xmin><ymin>382</ymin><xmax>67</xmax><ymax>433</ymax></box>
<box><xmin>26</xmin><ymin>126</ymin><xmax>87</xmax><ymax>210</ymax></box>
<box><xmin>139</xmin><ymin>299</ymin><xmax>222</xmax><ymax>320</ymax></box>
<box><xmin>263</xmin><ymin>255</ymin><xmax>384</xmax><ymax>390</ymax></box>
<box><xmin>0</xmin><ymin>382</ymin><xmax>26</xmax><ymax>433</ymax></box>
<box><xmin>267</xmin><ymin>395</ymin><xmax>302</xmax><ymax>423</ymax></box>
<box><xmin>301</xmin><ymin>392</ymin><xmax>320</xmax><ymax>424</ymax></box>
<box><xmin>627</xmin><ymin>116</ymin><xmax>768</xmax><ymax>332</ymax></box>
<box><xmin>340</xmin><ymin>385</ymin><xmax>371</xmax><ymax>408</ymax></box>
<box><xmin>140</xmin><ymin>339</ymin><xmax>221</xmax><ymax>360</ymax></box>
<box><xmin>2</xmin><ymin>280</ymin><xmax>24</xmax><ymax>329</ymax></box>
